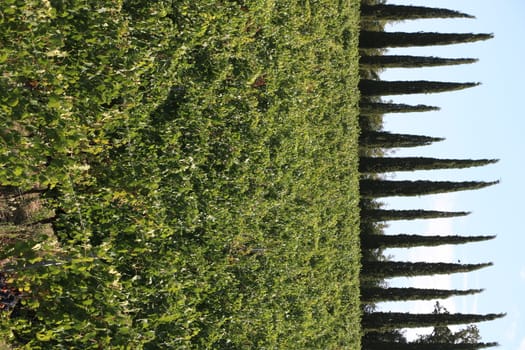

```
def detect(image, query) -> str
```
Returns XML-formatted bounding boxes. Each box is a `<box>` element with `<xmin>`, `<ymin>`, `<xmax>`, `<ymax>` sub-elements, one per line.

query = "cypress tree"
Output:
<box><xmin>359</xmin><ymin>31</ymin><xmax>494</xmax><ymax>48</ymax></box>
<box><xmin>362</xmin><ymin>311</ymin><xmax>505</xmax><ymax>332</ymax></box>
<box><xmin>360</xmin><ymin>55</ymin><xmax>478</xmax><ymax>69</ymax></box>
<box><xmin>361</xmin><ymin>261</ymin><xmax>492</xmax><ymax>279</ymax></box>
<box><xmin>361</xmin><ymin>341</ymin><xmax>499</xmax><ymax>350</ymax></box>
<box><xmin>359</xmin><ymin>131</ymin><xmax>444</xmax><ymax>148</ymax></box>
<box><xmin>360</xmin><ymin>179</ymin><xmax>499</xmax><ymax>198</ymax></box>
<box><xmin>361</xmin><ymin>286</ymin><xmax>484</xmax><ymax>303</ymax></box>
<box><xmin>361</xmin><ymin>234</ymin><xmax>496</xmax><ymax>249</ymax></box>
<box><xmin>361</xmin><ymin>4</ymin><xmax>475</xmax><ymax>21</ymax></box>
<box><xmin>363</xmin><ymin>329</ymin><xmax>408</xmax><ymax>345</ymax></box>
<box><xmin>359</xmin><ymin>157</ymin><xmax>499</xmax><ymax>173</ymax></box>
<box><xmin>361</xmin><ymin>209</ymin><xmax>470</xmax><ymax>222</ymax></box>
<box><xmin>359</xmin><ymin>80</ymin><xmax>479</xmax><ymax>96</ymax></box>
<box><xmin>360</xmin><ymin>102</ymin><xmax>440</xmax><ymax>114</ymax></box>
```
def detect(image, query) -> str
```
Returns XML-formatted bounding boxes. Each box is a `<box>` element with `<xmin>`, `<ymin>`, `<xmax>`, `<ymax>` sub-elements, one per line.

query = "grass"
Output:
<box><xmin>1</xmin><ymin>1</ymin><xmax>362</xmax><ymax>348</ymax></box>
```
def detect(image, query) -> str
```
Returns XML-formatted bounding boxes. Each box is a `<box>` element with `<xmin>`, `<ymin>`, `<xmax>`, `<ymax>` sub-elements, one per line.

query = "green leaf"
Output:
<box><xmin>48</xmin><ymin>96</ymin><xmax>61</xmax><ymax>109</ymax></box>
<box><xmin>36</xmin><ymin>330</ymin><xmax>54</xmax><ymax>341</ymax></box>
<box><xmin>6</xmin><ymin>96</ymin><xmax>18</xmax><ymax>107</ymax></box>
<box><xmin>0</xmin><ymin>52</ymin><xmax>8</xmax><ymax>63</ymax></box>
<box><xmin>13</xmin><ymin>166</ymin><xmax>24</xmax><ymax>176</ymax></box>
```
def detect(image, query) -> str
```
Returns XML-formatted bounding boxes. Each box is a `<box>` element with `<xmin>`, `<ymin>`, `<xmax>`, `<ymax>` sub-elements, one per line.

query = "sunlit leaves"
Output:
<box><xmin>1</xmin><ymin>0</ymin><xmax>361</xmax><ymax>348</ymax></box>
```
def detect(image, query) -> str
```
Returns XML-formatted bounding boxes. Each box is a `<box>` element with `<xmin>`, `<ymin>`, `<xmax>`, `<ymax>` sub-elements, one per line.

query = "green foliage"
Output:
<box><xmin>415</xmin><ymin>302</ymin><xmax>486</xmax><ymax>345</ymax></box>
<box><xmin>359</xmin><ymin>31</ymin><xmax>493</xmax><ymax>49</ymax></box>
<box><xmin>360</xmin><ymin>179</ymin><xmax>499</xmax><ymax>198</ymax></box>
<box><xmin>359</xmin><ymin>80</ymin><xmax>480</xmax><ymax>96</ymax></box>
<box><xmin>359</xmin><ymin>131</ymin><xmax>444</xmax><ymax>149</ymax></box>
<box><xmin>359</xmin><ymin>157</ymin><xmax>498</xmax><ymax>173</ymax></box>
<box><xmin>361</xmin><ymin>234</ymin><xmax>495</xmax><ymax>249</ymax></box>
<box><xmin>360</xmin><ymin>55</ymin><xmax>478</xmax><ymax>69</ymax></box>
<box><xmin>361</xmin><ymin>4</ymin><xmax>475</xmax><ymax>21</ymax></box>
<box><xmin>361</xmin><ymin>287</ymin><xmax>484</xmax><ymax>303</ymax></box>
<box><xmin>361</xmin><ymin>261</ymin><xmax>493</xmax><ymax>280</ymax></box>
<box><xmin>360</xmin><ymin>101</ymin><xmax>440</xmax><ymax>114</ymax></box>
<box><xmin>1</xmin><ymin>0</ymin><xmax>361</xmax><ymax>348</ymax></box>
<box><xmin>362</xmin><ymin>311</ymin><xmax>505</xmax><ymax>332</ymax></box>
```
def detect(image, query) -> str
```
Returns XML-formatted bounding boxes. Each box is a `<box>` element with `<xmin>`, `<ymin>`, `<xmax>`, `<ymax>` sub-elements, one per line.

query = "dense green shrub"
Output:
<box><xmin>1</xmin><ymin>0</ymin><xmax>362</xmax><ymax>348</ymax></box>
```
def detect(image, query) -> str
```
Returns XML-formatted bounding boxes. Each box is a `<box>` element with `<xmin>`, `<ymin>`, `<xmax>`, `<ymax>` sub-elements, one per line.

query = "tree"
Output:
<box><xmin>361</xmin><ymin>287</ymin><xmax>484</xmax><ymax>303</ymax></box>
<box><xmin>361</xmin><ymin>234</ymin><xmax>496</xmax><ymax>249</ymax></box>
<box><xmin>360</xmin><ymin>179</ymin><xmax>499</xmax><ymax>198</ymax></box>
<box><xmin>362</xmin><ymin>330</ymin><xmax>408</xmax><ymax>348</ymax></box>
<box><xmin>360</xmin><ymin>102</ymin><xmax>440</xmax><ymax>114</ymax></box>
<box><xmin>362</xmin><ymin>311</ymin><xmax>505</xmax><ymax>332</ymax></box>
<box><xmin>359</xmin><ymin>131</ymin><xmax>444</xmax><ymax>148</ymax></box>
<box><xmin>359</xmin><ymin>80</ymin><xmax>479</xmax><ymax>96</ymax></box>
<box><xmin>361</xmin><ymin>209</ymin><xmax>470</xmax><ymax>222</ymax></box>
<box><xmin>360</xmin><ymin>55</ymin><xmax>478</xmax><ymax>69</ymax></box>
<box><xmin>362</xmin><ymin>341</ymin><xmax>499</xmax><ymax>349</ymax></box>
<box><xmin>412</xmin><ymin>302</ymin><xmax>499</xmax><ymax>348</ymax></box>
<box><xmin>361</xmin><ymin>4</ymin><xmax>474</xmax><ymax>21</ymax></box>
<box><xmin>359</xmin><ymin>157</ymin><xmax>498</xmax><ymax>173</ymax></box>
<box><xmin>361</xmin><ymin>261</ymin><xmax>492</xmax><ymax>279</ymax></box>
<box><xmin>359</xmin><ymin>31</ymin><xmax>493</xmax><ymax>48</ymax></box>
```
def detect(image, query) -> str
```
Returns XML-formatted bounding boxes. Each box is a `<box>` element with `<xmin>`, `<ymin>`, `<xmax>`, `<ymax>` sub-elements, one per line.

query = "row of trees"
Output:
<box><xmin>358</xmin><ymin>1</ymin><xmax>501</xmax><ymax>348</ymax></box>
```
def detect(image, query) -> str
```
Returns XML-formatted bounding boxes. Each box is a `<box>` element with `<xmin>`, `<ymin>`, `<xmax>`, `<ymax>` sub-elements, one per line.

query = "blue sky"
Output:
<box><xmin>373</xmin><ymin>1</ymin><xmax>525</xmax><ymax>348</ymax></box>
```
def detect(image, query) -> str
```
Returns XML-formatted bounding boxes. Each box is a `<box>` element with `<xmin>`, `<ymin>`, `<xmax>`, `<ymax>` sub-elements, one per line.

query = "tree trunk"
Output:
<box><xmin>361</xmin><ymin>261</ymin><xmax>492</xmax><ymax>280</ymax></box>
<box><xmin>362</xmin><ymin>312</ymin><xmax>505</xmax><ymax>332</ymax></box>
<box><xmin>361</xmin><ymin>286</ymin><xmax>484</xmax><ymax>303</ymax></box>
<box><xmin>361</xmin><ymin>209</ymin><xmax>470</xmax><ymax>222</ymax></box>
<box><xmin>359</xmin><ymin>31</ymin><xmax>493</xmax><ymax>48</ymax></box>
<box><xmin>359</xmin><ymin>131</ymin><xmax>444</xmax><ymax>148</ymax></box>
<box><xmin>360</xmin><ymin>102</ymin><xmax>440</xmax><ymax>114</ymax></box>
<box><xmin>359</xmin><ymin>80</ymin><xmax>479</xmax><ymax>96</ymax></box>
<box><xmin>361</xmin><ymin>4</ymin><xmax>474</xmax><ymax>21</ymax></box>
<box><xmin>360</xmin><ymin>179</ymin><xmax>499</xmax><ymax>198</ymax></box>
<box><xmin>360</xmin><ymin>55</ymin><xmax>478</xmax><ymax>68</ymax></box>
<box><xmin>0</xmin><ymin>186</ymin><xmax>47</xmax><ymax>199</ymax></box>
<box><xmin>361</xmin><ymin>234</ymin><xmax>496</xmax><ymax>249</ymax></box>
<box><xmin>359</xmin><ymin>157</ymin><xmax>498</xmax><ymax>173</ymax></box>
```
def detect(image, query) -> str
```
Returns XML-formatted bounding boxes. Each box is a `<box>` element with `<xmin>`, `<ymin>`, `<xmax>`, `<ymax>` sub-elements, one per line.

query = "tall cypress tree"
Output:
<box><xmin>361</xmin><ymin>234</ymin><xmax>496</xmax><ymax>249</ymax></box>
<box><xmin>360</xmin><ymin>179</ymin><xmax>499</xmax><ymax>198</ymax></box>
<box><xmin>359</xmin><ymin>80</ymin><xmax>479</xmax><ymax>96</ymax></box>
<box><xmin>360</xmin><ymin>55</ymin><xmax>478</xmax><ymax>69</ymax></box>
<box><xmin>362</xmin><ymin>312</ymin><xmax>504</xmax><ymax>332</ymax></box>
<box><xmin>360</xmin><ymin>102</ymin><xmax>440</xmax><ymax>114</ymax></box>
<box><xmin>359</xmin><ymin>157</ymin><xmax>499</xmax><ymax>173</ymax></box>
<box><xmin>359</xmin><ymin>31</ymin><xmax>493</xmax><ymax>48</ymax></box>
<box><xmin>361</xmin><ymin>287</ymin><xmax>484</xmax><ymax>303</ymax></box>
<box><xmin>361</xmin><ymin>209</ymin><xmax>470</xmax><ymax>222</ymax></box>
<box><xmin>359</xmin><ymin>131</ymin><xmax>444</xmax><ymax>148</ymax></box>
<box><xmin>361</xmin><ymin>261</ymin><xmax>492</xmax><ymax>279</ymax></box>
<box><xmin>361</xmin><ymin>341</ymin><xmax>499</xmax><ymax>350</ymax></box>
<box><xmin>361</xmin><ymin>4</ymin><xmax>475</xmax><ymax>21</ymax></box>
